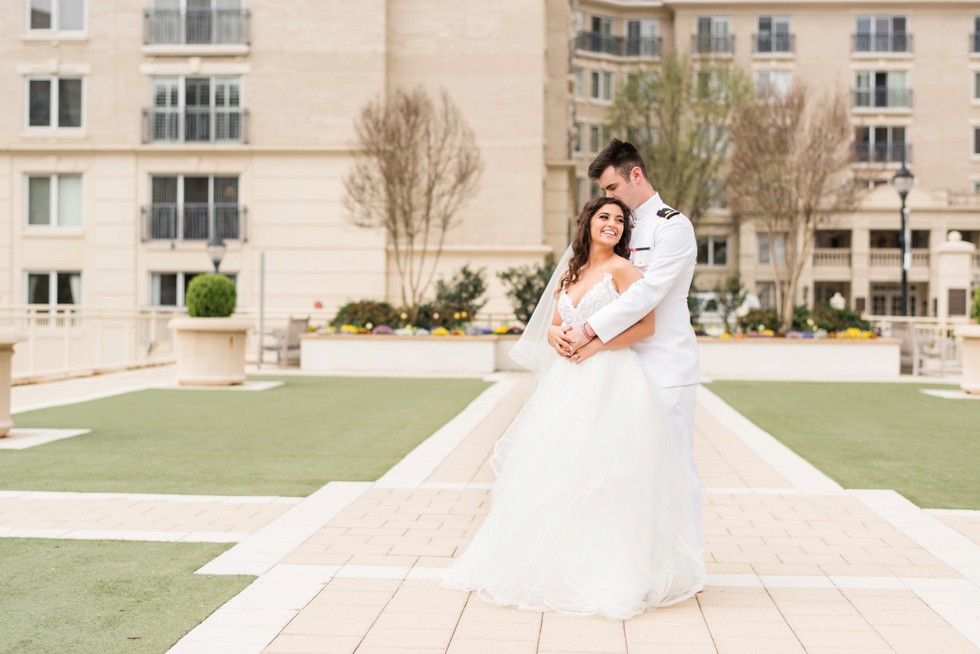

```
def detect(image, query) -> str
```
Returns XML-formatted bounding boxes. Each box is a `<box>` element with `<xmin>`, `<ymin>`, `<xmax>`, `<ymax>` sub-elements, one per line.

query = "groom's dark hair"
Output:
<box><xmin>587</xmin><ymin>138</ymin><xmax>649</xmax><ymax>183</ymax></box>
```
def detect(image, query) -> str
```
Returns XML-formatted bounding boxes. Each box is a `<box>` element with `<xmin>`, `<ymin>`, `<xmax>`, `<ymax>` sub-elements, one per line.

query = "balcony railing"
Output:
<box><xmin>852</xmin><ymin>32</ymin><xmax>912</xmax><ymax>53</ymax></box>
<box><xmin>575</xmin><ymin>31</ymin><xmax>661</xmax><ymax>57</ymax></box>
<box><xmin>973</xmin><ymin>252</ymin><xmax>980</xmax><ymax>270</ymax></box>
<box><xmin>142</xmin><ymin>107</ymin><xmax>249</xmax><ymax>144</ymax></box>
<box><xmin>692</xmin><ymin>33</ymin><xmax>735</xmax><ymax>55</ymax></box>
<box><xmin>813</xmin><ymin>248</ymin><xmax>851</xmax><ymax>267</ymax></box>
<box><xmin>853</xmin><ymin>87</ymin><xmax>913</xmax><ymax>109</ymax></box>
<box><xmin>854</xmin><ymin>143</ymin><xmax>911</xmax><ymax>164</ymax></box>
<box><xmin>869</xmin><ymin>248</ymin><xmax>929</xmax><ymax>267</ymax></box>
<box><xmin>143</xmin><ymin>8</ymin><xmax>250</xmax><ymax>45</ymax></box>
<box><xmin>752</xmin><ymin>33</ymin><xmax>795</xmax><ymax>53</ymax></box>
<box><xmin>142</xmin><ymin>204</ymin><xmax>247</xmax><ymax>242</ymax></box>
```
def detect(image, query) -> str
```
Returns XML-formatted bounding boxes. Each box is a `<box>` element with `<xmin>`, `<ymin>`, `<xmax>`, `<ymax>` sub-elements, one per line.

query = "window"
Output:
<box><xmin>855</xmin><ymin>126</ymin><xmax>907</xmax><ymax>163</ymax></box>
<box><xmin>28</xmin><ymin>0</ymin><xmax>84</xmax><ymax>32</ymax></box>
<box><xmin>591</xmin><ymin>70</ymin><xmax>613</xmax><ymax>102</ymax></box>
<box><xmin>696</xmin><ymin>69</ymin><xmax>730</xmax><ymax>101</ymax></box>
<box><xmin>854</xmin><ymin>70</ymin><xmax>910</xmax><ymax>108</ymax></box>
<box><xmin>973</xmin><ymin>181</ymin><xmax>980</xmax><ymax>194</ymax></box>
<box><xmin>975</xmin><ymin>71</ymin><xmax>980</xmax><ymax>101</ymax></box>
<box><xmin>695</xmin><ymin>15</ymin><xmax>732</xmax><ymax>54</ymax></box>
<box><xmin>855</xmin><ymin>15</ymin><xmax>909</xmax><ymax>52</ymax></box>
<box><xmin>27</xmin><ymin>271</ymin><xmax>80</xmax><ymax>306</ymax></box>
<box><xmin>757</xmin><ymin>232</ymin><xmax>787</xmax><ymax>266</ymax></box>
<box><xmin>697</xmin><ymin>236</ymin><xmax>728</xmax><ymax>266</ymax></box>
<box><xmin>146</xmin><ymin>0</ymin><xmax>246</xmax><ymax>45</ymax></box>
<box><xmin>573</xmin><ymin>122</ymin><xmax>582</xmax><ymax>153</ymax></box>
<box><xmin>573</xmin><ymin>68</ymin><xmax>584</xmax><ymax>98</ymax></box>
<box><xmin>148</xmin><ymin>175</ymin><xmax>240</xmax><ymax>241</ymax></box>
<box><xmin>626</xmin><ymin>18</ymin><xmax>659</xmax><ymax>56</ymax></box>
<box><xmin>27</xmin><ymin>174</ymin><xmax>82</xmax><ymax>228</ymax></box>
<box><xmin>591</xmin><ymin>15</ymin><xmax>612</xmax><ymax>36</ymax></box>
<box><xmin>150</xmin><ymin>271</ymin><xmax>236</xmax><ymax>306</ymax></box>
<box><xmin>755</xmin><ymin>70</ymin><xmax>792</xmax><ymax>98</ymax></box>
<box><xmin>973</xmin><ymin>16</ymin><xmax>980</xmax><ymax>53</ymax></box>
<box><xmin>589</xmin><ymin>124</ymin><xmax>610</xmax><ymax>153</ymax></box>
<box><xmin>975</xmin><ymin>127</ymin><xmax>980</xmax><ymax>156</ymax></box>
<box><xmin>27</xmin><ymin>77</ymin><xmax>83</xmax><ymax>128</ymax></box>
<box><xmin>756</xmin><ymin>15</ymin><xmax>791</xmax><ymax>52</ymax></box>
<box><xmin>147</xmin><ymin>76</ymin><xmax>243</xmax><ymax>142</ymax></box>
<box><xmin>756</xmin><ymin>282</ymin><xmax>778</xmax><ymax>310</ymax></box>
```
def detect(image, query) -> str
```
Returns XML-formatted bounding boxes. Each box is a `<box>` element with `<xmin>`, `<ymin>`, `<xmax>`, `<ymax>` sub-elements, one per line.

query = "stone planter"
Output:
<box><xmin>0</xmin><ymin>329</ymin><xmax>27</xmax><ymax>437</ymax></box>
<box><xmin>169</xmin><ymin>317</ymin><xmax>252</xmax><ymax>386</ymax></box>
<box><xmin>301</xmin><ymin>334</ymin><xmax>522</xmax><ymax>375</ymax></box>
<box><xmin>957</xmin><ymin>324</ymin><xmax>980</xmax><ymax>395</ymax></box>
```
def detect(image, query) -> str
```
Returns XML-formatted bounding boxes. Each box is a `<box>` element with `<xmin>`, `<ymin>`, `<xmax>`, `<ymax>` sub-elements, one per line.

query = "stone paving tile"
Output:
<box><xmin>0</xmin><ymin>497</ymin><xmax>292</xmax><ymax>534</ymax></box>
<box><xmin>694</xmin><ymin>404</ymin><xmax>793</xmax><ymax>490</ymax></box>
<box><xmin>934</xmin><ymin>514</ymin><xmax>980</xmax><ymax>548</ymax></box>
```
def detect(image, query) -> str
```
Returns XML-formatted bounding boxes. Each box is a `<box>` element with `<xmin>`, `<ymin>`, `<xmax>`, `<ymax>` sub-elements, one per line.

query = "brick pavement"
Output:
<box><xmin>2</xmin><ymin>367</ymin><xmax>978</xmax><ymax>653</ymax></box>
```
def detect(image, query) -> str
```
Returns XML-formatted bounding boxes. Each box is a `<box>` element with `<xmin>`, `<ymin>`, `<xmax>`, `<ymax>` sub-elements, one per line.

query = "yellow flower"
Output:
<box><xmin>493</xmin><ymin>325</ymin><xmax>509</xmax><ymax>335</ymax></box>
<box><xmin>431</xmin><ymin>327</ymin><xmax>450</xmax><ymax>336</ymax></box>
<box><xmin>453</xmin><ymin>312</ymin><xmax>461</xmax><ymax>320</ymax></box>
<box><xmin>400</xmin><ymin>312</ymin><xmax>408</xmax><ymax>320</ymax></box>
<box><xmin>461</xmin><ymin>311</ymin><xmax>468</xmax><ymax>318</ymax></box>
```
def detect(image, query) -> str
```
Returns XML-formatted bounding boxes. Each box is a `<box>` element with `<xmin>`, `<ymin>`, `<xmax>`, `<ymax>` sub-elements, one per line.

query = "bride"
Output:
<box><xmin>441</xmin><ymin>197</ymin><xmax>705</xmax><ymax>620</ymax></box>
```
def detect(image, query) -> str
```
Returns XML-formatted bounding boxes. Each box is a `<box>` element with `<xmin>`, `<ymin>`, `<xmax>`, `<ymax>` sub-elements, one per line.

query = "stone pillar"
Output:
<box><xmin>0</xmin><ymin>329</ymin><xmax>27</xmax><ymax>437</ymax></box>
<box><xmin>935</xmin><ymin>231</ymin><xmax>976</xmax><ymax>322</ymax></box>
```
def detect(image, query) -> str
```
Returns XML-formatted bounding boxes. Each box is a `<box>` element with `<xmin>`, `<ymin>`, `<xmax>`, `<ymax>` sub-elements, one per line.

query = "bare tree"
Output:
<box><xmin>608</xmin><ymin>55</ymin><xmax>751</xmax><ymax>226</ymax></box>
<box><xmin>728</xmin><ymin>83</ymin><xmax>863</xmax><ymax>332</ymax></box>
<box><xmin>344</xmin><ymin>87</ymin><xmax>483</xmax><ymax>322</ymax></box>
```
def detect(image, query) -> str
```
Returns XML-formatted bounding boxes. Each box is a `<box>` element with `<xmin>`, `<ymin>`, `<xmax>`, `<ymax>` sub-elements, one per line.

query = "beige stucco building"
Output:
<box><xmin>0</xmin><ymin>0</ymin><xmax>574</xmax><ymax>318</ymax></box>
<box><xmin>3</xmin><ymin>0</ymin><xmax>980</xmax><ymax>323</ymax></box>
<box><xmin>573</xmin><ymin>0</ymin><xmax>980</xmax><ymax>318</ymax></box>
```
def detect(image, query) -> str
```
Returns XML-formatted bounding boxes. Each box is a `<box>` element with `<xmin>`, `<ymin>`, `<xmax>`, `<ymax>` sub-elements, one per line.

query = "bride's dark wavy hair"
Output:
<box><xmin>557</xmin><ymin>197</ymin><xmax>632</xmax><ymax>295</ymax></box>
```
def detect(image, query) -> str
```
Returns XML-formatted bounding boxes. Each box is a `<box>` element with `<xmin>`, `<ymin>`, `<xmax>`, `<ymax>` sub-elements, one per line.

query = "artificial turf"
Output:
<box><xmin>0</xmin><ymin>538</ymin><xmax>252</xmax><ymax>654</ymax></box>
<box><xmin>705</xmin><ymin>381</ymin><xmax>980</xmax><ymax>510</ymax></box>
<box><xmin>1</xmin><ymin>375</ymin><xmax>490</xmax><ymax>496</ymax></box>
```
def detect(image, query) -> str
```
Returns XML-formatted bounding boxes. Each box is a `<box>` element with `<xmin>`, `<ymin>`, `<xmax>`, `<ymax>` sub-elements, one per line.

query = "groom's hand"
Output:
<box><xmin>547</xmin><ymin>324</ymin><xmax>574</xmax><ymax>357</ymax></box>
<box><xmin>566</xmin><ymin>323</ymin><xmax>594</xmax><ymax>354</ymax></box>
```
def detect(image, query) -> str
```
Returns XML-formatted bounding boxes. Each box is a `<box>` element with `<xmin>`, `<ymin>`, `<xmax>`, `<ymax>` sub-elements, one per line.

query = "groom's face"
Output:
<box><xmin>597</xmin><ymin>165</ymin><xmax>643</xmax><ymax>211</ymax></box>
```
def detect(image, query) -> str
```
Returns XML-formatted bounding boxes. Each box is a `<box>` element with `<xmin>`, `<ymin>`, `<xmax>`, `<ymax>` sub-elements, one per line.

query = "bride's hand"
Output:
<box><xmin>571</xmin><ymin>338</ymin><xmax>601</xmax><ymax>365</ymax></box>
<box><xmin>548</xmin><ymin>324</ymin><xmax>573</xmax><ymax>357</ymax></box>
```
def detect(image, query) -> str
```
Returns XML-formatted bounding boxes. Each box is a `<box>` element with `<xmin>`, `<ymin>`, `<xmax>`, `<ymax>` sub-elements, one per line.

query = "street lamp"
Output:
<box><xmin>892</xmin><ymin>161</ymin><xmax>913</xmax><ymax>316</ymax></box>
<box><xmin>207</xmin><ymin>231</ymin><xmax>227</xmax><ymax>274</ymax></box>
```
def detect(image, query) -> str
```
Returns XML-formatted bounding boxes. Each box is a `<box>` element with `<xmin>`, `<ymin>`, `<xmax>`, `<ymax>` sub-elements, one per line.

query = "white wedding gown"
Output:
<box><xmin>442</xmin><ymin>273</ymin><xmax>705</xmax><ymax>620</ymax></box>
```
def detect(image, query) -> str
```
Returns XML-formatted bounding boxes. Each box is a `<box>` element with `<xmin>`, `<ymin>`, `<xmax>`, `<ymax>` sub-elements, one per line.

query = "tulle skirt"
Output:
<box><xmin>441</xmin><ymin>348</ymin><xmax>705</xmax><ymax>620</ymax></box>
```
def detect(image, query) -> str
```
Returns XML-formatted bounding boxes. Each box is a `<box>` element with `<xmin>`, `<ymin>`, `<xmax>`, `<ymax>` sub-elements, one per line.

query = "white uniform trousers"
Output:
<box><xmin>654</xmin><ymin>384</ymin><xmax>704</xmax><ymax>554</ymax></box>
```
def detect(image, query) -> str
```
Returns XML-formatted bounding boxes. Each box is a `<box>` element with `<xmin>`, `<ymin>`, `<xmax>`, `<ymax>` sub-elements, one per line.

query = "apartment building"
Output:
<box><xmin>0</xmin><ymin>0</ymin><xmax>574</xmax><ymax>317</ymax></box>
<box><xmin>572</xmin><ymin>0</ymin><xmax>980</xmax><ymax>317</ymax></box>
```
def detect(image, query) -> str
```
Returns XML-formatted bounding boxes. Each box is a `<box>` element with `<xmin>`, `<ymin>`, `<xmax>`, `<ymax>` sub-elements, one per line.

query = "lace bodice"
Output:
<box><xmin>558</xmin><ymin>272</ymin><xmax>620</xmax><ymax>326</ymax></box>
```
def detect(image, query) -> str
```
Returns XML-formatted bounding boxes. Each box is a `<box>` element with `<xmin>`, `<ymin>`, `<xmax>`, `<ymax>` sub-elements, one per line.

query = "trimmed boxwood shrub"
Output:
<box><xmin>186</xmin><ymin>274</ymin><xmax>237</xmax><ymax>318</ymax></box>
<box><xmin>331</xmin><ymin>300</ymin><xmax>400</xmax><ymax>328</ymax></box>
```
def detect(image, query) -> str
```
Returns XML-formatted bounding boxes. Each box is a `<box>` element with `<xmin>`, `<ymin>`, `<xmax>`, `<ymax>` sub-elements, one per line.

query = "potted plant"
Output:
<box><xmin>960</xmin><ymin>288</ymin><xmax>980</xmax><ymax>395</ymax></box>
<box><xmin>168</xmin><ymin>275</ymin><xmax>251</xmax><ymax>386</ymax></box>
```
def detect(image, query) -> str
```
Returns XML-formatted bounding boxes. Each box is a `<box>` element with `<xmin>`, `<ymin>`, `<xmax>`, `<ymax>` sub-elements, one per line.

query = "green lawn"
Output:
<box><xmin>706</xmin><ymin>382</ymin><xmax>980</xmax><ymax>510</ymax></box>
<box><xmin>2</xmin><ymin>375</ymin><xmax>490</xmax><ymax>496</ymax></box>
<box><xmin>0</xmin><ymin>539</ymin><xmax>252</xmax><ymax>654</ymax></box>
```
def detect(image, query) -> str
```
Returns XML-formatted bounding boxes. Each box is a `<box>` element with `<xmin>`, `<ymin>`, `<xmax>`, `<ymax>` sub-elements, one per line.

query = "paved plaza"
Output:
<box><xmin>2</xmin><ymin>367</ymin><xmax>979</xmax><ymax>653</ymax></box>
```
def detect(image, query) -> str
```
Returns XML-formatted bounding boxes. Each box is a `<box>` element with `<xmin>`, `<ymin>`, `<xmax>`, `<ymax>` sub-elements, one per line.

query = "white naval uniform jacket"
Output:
<box><xmin>588</xmin><ymin>193</ymin><xmax>701</xmax><ymax>389</ymax></box>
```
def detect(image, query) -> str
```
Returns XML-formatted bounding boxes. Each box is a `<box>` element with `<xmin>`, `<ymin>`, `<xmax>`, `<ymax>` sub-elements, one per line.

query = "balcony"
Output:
<box><xmin>692</xmin><ymin>34</ymin><xmax>734</xmax><ymax>56</ymax></box>
<box><xmin>143</xmin><ymin>8</ymin><xmax>250</xmax><ymax>47</ymax></box>
<box><xmin>854</xmin><ymin>143</ymin><xmax>911</xmax><ymax>165</ymax></box>
<box><xmin>752</xmin><ymin>33</ymin><xmax>795</xmax><ymax>54</ymax></box>
<box><xmin>141</xmin><ymin>107</ymin><xmax>249</xmax><ymax>144</ymax></box>
<box><xmin>576</xmin><ymin>31</ymin><xmax>661</xmax><ymax>58</ymax></box>
<box><xmin>141</xmin><ymin>204</ymin><xmax>247</xmax><ymax>242</ymax></box>
<box><xmin>852</xmin><ymin>32</ymin><xmax>912</xmax><ymax>54</ymax></box>
<box><xmin>869</xmin><ymin>248</ymin><xmax>929</xmax><ymax>268</ymax></box>
<box><xmin>813</xmin><ymin>248</ymin><xmax>852</xmax><ymax>267</ymax></box>
<box><xmin>853</xmin><ymin>87</ymin><xmax>912</xmax><ymax>110</ymax></box>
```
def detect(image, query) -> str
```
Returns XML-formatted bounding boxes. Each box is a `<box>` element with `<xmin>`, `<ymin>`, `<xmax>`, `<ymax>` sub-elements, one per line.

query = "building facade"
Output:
<box><xmin>1</xmin><ymin>0</ymin><xmax>574</xmax><ymax>318</ymax></box>
<box><xmin>4</xmin><ymin>0</ymin><xmax>980</xmax><ymax>323</ymax></box>
<box><xmin>572</xmin><ymin>0</ymin><xmax>980</xmax><ymax>318</ymax></box>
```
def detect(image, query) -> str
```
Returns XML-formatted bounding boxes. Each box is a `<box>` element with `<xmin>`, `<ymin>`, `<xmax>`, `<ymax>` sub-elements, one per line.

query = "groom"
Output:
<box><xmin>560</xmin><ymin>139</ymin><xmax>703</xmax><ymax>539</ymax></box>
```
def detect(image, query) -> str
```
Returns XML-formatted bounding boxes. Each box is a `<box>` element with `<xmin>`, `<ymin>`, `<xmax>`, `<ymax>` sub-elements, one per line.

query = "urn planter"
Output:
<box><xmin>0</xmin><ymin>328</ymin><xmax>26</xmax><ymax>437</ymax></box>
<box><xmin>169</xmin><ymin>317</ymin><xmax>251</xmax><ymax>386</ymax></box>
<box><xmin>957</xmin><ymin>324</ymin><xmax>980</xmax><ymax>395</ymax></box>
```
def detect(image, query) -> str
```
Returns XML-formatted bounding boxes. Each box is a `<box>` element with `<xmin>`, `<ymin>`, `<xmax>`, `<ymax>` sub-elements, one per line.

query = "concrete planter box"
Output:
<box><xmin>169</xmin><ymin>317</ymin><xmax>252</xmax><ymax>386</ymax></box>
<box><xmin>698</xmin><ymin>337</ymin><xmax>902</xmax><ymax>381</ymax></box>
<box><xmin>956</xmin><ymin>324</ymin><xmax>980</xmax><ymax>394</ymax></box>
<box><xmin>301</xmin><ymin>334</ymin><xmax>522</xmax><ymax>375</ymax></box>
<box><xmin>0</xmin><ymin>328</ymin><xmax>26</xmax><ymax>437</ymax></box>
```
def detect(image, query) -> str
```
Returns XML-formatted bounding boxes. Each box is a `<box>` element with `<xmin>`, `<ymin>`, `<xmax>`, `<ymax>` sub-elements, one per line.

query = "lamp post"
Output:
<box><xmin>892</xmin><ymin>160</ymin><xmax>913</xmax><ymax>316</ymax></box>
<box><xmin>207</xmin><ymin>231</ymin><xmax>227</xmax><ymax>274</ymax></box>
